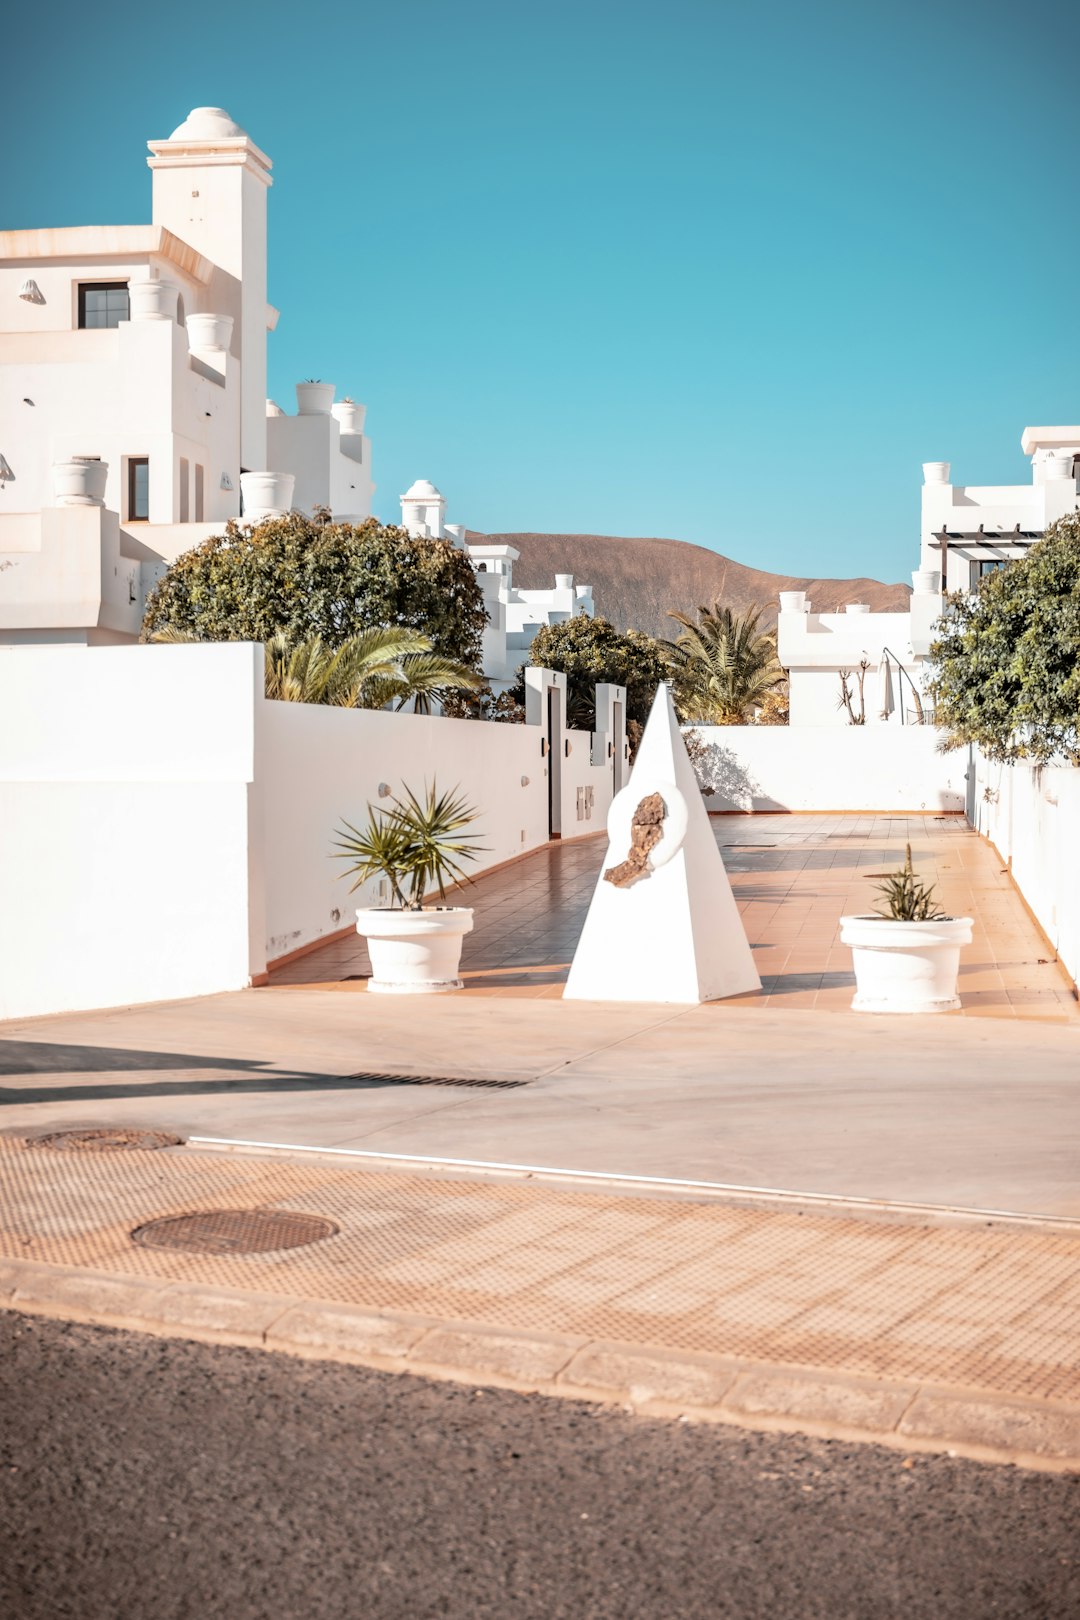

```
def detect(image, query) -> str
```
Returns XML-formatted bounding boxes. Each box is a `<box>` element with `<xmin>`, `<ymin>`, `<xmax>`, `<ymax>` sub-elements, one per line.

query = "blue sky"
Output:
<box><xmin>6</xmin><ymin>0</ymin><xmax>1079</xmax><ymax>580</ymax></box>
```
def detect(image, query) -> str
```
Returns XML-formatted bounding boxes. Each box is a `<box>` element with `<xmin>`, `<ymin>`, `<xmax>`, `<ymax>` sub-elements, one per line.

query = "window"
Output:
<box><xmin>179</xmin><ymin>458</ymin><xmax>190</xmax><ymax>523</ymax></box>
<box><xmin>979</xmin><ymin>559</ymin><xmax>1008</xmax><ymax>578</ymax></box>
<box><xmin>128</xmin><ymin>458</ymin><xmax>149</xmax><ymax>521</ymax></box>
<box><xmin>78</xmin><ymin>281</ymin><xmax>130</xmax><ymax>329</ymax></box>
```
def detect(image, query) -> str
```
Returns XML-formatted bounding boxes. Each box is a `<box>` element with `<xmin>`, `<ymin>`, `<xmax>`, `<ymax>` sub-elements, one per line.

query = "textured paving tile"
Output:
<box><xmin>2</xmin><ymin>1137</ymin><xmax>1079</xmax><ymax>1406</ymax></box>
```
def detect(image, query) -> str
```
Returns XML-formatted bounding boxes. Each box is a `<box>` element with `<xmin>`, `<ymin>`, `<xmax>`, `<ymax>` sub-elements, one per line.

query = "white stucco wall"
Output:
<box><xmin>0</xmin><ymin>643</ymin><xmax>264</xmax><ymax>1019</ymax></box>
<box><xmin>0</xmin><ymin>643</ymin><xmax>622</xmax><ymax>1014</ymax></box>
<box><xmin>687</xmin><ymin>725</ymin><xmax>967</xmax><ymax>813</ymax></box>
<box><xmin>266</xmin><ymin>409</ymin><xmax>373</xmax><ymax>523</ymax></box>
<box><xmin>968</xmin><ymin>752</ymin><xmax>1080</xmax><ymax>986</ymax></box>
<box><xmin>254</xmin><ymin>700</ymin><xmax>554</xmax><ymax>963</ymax></box>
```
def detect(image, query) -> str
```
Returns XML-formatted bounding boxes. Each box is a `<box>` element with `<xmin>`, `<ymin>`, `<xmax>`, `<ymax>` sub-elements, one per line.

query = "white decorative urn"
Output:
<box><xmin>295</xmin><ymin>381</ymin><xmax>336</xmax><ymax>416</ymax></box>
<box><xmin>778</xmin><ymin>590</ymin><xmax>808</xmax><ymax>613</ymax></box>
<box><xmin>331</xmin><ymin>399</ymin><xmax>366</xmax><ymax>435</ymax></box>
<box><xmin>240</xmin><ymin>470</ymin><xmax>295</xmax><ymax>523</ymax></box>
<box><xmin>355</xmin><ymin>907</ymin><xmax>474</xmax><ymax>994</ymax></box>
<box><xmin>845</xmin><ymin>603</ymin><xmax>871</xmax><ymax>615</ymax></box>
<box><xmin>128</xmin><ymin>278</ymin><xmax>178</xmax><ymax>322</ymax></box>
<box><xmin>186</xmin><ymin>312</ymin><xmax>234</xmax><ymax>353</ymax></box>
<box><xmin>922</xmin><ymin>461</ymin><xmax>951</xmax><ymax>485</ymax></box>
<box><xmin>52</xmin><ymin>458</ymin><xmax>108</xmax><ymax>507</ymax></box>
<box><xmin>911</xmin><ymin>569</ymin><xmax>942</xmax><ymax>595</ymax></box>
<box><xmin>840</xmin><ymin>915</ymin><xmax>973</xmax><ymax>1014</ymax></box>
<box><xmin>1045</xmin><ymin>452</ymin><xmax>1075</xmax><ymax>482</ymax></box>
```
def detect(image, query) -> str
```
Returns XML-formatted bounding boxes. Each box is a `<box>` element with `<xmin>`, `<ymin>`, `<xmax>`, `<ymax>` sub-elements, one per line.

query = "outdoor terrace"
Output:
<box><xmin>269</xmin><ymin>813</ymin><xmax>1078</xmax><ymax>1023</ymax></box>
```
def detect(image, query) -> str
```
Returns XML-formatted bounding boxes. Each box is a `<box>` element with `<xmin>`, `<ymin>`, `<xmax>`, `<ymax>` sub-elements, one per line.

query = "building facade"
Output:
<box><xmin>0</xmin><ymin>107</ymin><xmax>374</xmax><ymax>646</ymax></box>
<box><xmin>778</xmin><ymin>431</ymin><xmax>1080</xmax><ymax>726</ymax></box>
<box><xmin>400</xmin><ymin>478</ymin><xmax>594</xmax><ymax>687</ymax></box>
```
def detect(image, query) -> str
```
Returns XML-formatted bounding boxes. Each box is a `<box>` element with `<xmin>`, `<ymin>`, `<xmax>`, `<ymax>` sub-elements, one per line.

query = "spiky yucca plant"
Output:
<box><xmin>333</xmin><ymin>782</ymin><xmax>485</xmax><ymax>910</ymax></box>
<box><xmin>869</xmin><ymin>844</ymin><xmax>947</xmax><ymax>922</ymax></box>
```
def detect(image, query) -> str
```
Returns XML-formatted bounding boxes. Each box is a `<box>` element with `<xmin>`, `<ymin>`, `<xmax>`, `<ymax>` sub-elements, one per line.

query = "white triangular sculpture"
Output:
<box><xmin>564</xmin><ymin>685</ymin><xmax>761</xmax><ymax>1004</ymax></box>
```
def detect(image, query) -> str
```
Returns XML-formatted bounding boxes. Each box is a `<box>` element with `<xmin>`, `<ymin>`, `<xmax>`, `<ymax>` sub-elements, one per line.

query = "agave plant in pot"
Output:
<box><xmin>334</xmin><ymin>782</ymin><xmax>484</xmax><ymax>993</ymax></box>
<box><xmin>840</xmin><ymin>844</ymin><xmax>972</xmax><ymax>1014</ymax></box>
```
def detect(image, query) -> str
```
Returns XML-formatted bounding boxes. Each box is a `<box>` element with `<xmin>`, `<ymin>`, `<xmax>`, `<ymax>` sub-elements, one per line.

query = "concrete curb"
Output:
<box><xmin>3</xmin><ymin>1257</ymin><xmax>1078</xmax><ymax>1476</ymax></box>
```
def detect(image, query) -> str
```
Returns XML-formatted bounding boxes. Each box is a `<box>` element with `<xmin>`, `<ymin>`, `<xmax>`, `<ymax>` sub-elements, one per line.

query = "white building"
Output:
<box><xmin>778</xmin><ymin>431</ymin><xmax>1080</xmax><ymax>726</ymax></box>
<box><xmin>400</xmin><ymin>478</ymin><xmax>594</xmax><ymax>687</ymax></box>
<box><xmin>0</xmin><ymin>107</ymin><xmax>373</xmax><ymax>646</ymax></box>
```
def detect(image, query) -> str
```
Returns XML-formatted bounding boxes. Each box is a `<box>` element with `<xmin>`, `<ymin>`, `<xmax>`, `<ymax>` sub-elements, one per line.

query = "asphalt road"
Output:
<box><xmin>1</xmin><ymin>1312</ymin><xmax>1078</xmax><ymax>1620</ymax></box>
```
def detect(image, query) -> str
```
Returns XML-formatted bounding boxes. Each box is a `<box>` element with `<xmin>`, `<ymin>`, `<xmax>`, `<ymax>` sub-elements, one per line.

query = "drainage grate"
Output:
<box><xmin>349</xmin><ymin>1071</ymin><xmax>531</xmax><ymax>1091</ymax></box>
<box><xmin>35</xmin><ymin>1128</ymin><xmax>184</xmax><ymax>1153</ymax></box>
<box><xmin>131</xmin><ymin>1208</ymin><xmax>338</xmax><ymax>1255</ymax></box>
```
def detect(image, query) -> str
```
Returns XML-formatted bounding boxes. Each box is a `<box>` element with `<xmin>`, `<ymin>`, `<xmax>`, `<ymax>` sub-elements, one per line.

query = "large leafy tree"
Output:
<box><xmin>927</xmin><ymin>513</ymin><xmax>1080</xmax><ymax>765</ymax></box>
<box><xmin>668</xmin><ymin>602</ymin><xmax>786</xmax><ymax>724</ymax></box>
<box><xmin>141</xmin><ymin>512</ymin><xmax>488</xmax><ymax>669</ymax></box>
<box><xmin>524</xmin><ymin>614</ymin><xmax>672</xmax><ymax>730</ymax></box>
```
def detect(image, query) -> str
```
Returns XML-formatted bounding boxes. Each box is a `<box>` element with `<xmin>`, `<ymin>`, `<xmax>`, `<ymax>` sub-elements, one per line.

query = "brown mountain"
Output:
<box><xmin>466</xmin><ymin>531</ymin><xmax>910</xmax><ymax>640</ymax></box>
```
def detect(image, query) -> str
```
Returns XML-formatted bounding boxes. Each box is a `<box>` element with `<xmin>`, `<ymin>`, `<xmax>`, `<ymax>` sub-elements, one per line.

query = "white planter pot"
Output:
<box><xmin>295</xmin><ymin>382</ymin><xmax>336</xmax><ymax>415</ymax></box>
<box><xmin>240</xmin><ymin>470</ymin><xmax>295</xmax><ymax>523</ymax></box>
<box><xmin>331</xmin><ymin>400</ymin><xmax>366</xmax><ymax>435</ymax></box>
<box><xmin>845</xmin><ymin>602</ymin><xmax>870</xmax><ymax>615</ymax></box>
<box><xmin>355</xmin><ymin>907</ymin><xmax>474</xmax><ymax>993</ymax></box>
<box><xmin>186</xmin><ymin>312</ymin><xmax>234</xmax><ymax>353</ymax></box>
<box><xmin>840</xmin><ymin>915</ymin><xmax>973</xmax><ymax>1014</ymax></box>
<box><xmin>128</xmin><ymin>278</ymin><xmax>177</xmax><ymax>322</ymax></box>
<box><xmin>52</xmin><ymin>458</ymin><xmax>108</xmax><ymax>507</ymax></box>
<box><xmin>1045</xmin><ymin>452</ymin><xmax>1075</xmax><ymax>482</ymax></box>
<box><xmin>911</xmin><ymin>569</ymin><xmax>941</xmax><ymax>596</ymax></box>
<box><xmin>922</xmin><ymin>461</ymin><xmax>951</xmax><ymax>485</ymax></box>
<box><xmin>778</xmin><ymin>590</ymin><xmax>808</xmax><ymax>613</ymax></box>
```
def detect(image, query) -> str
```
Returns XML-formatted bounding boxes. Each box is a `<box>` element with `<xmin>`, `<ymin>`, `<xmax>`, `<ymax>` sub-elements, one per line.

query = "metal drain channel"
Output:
<box><xmin>348</xmin><ymin>1071</ymin><xmax>531</xmax><ymax>1090</ymax></box>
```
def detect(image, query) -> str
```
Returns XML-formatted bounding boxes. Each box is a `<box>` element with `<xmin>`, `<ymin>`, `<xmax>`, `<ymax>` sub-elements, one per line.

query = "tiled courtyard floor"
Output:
<box><xmin>270</xmin><ymin>814</ymin><xmax>1078</xmax><ymax>1023</ymax></box>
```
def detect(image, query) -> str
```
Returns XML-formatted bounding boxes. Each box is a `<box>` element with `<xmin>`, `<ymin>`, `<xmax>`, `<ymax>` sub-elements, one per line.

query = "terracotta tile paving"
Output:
<box><xmin>4</xmin><ymin>1138</ymin><xmax>1079</xmax><ymax>1403</ymax></box>
<box><xmin>268</xmin><ymin>814</ymin><xmax>1078</xmax><ymax>1023</ymax></box>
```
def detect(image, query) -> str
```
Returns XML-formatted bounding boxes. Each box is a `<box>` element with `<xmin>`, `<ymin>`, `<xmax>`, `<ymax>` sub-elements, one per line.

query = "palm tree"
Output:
<box><xmin>152</xmin><ymin>625</ymin><xmax>482</xmax><ymax>711</ymax></box>
<box><xmin>264</xmin><ymin>629</ymin><xmax>483</xmax><ymax>711</ymax></box>
<box><xmin>667</xmin><ymin>602</ymin><xmax>786</xmax><ymax>724</ymax></box>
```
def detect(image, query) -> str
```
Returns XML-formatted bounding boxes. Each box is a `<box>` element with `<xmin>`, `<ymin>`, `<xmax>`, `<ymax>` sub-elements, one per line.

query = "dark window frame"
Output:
<box><xmin>127</xmin><ymin>457</ymin><xmax>150</xmax><ymax>522</ymax></box>
<box><xmin>78</xmin><ymin>280</ymin><xmax>130</xmax><ymax>330</ymax></box>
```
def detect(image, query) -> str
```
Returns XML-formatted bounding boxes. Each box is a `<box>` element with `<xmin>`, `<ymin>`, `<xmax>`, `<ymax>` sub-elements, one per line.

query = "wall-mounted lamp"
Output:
<box><xmin>22</xmin><ymin>398</ymin><xmax>34</xmax><ymax>407</ymax></box>
<box><xmin>19</xmin><ymin>279</ymin><xmax>44</xmax><ymax>304</ymax></box>
<box><xmin>378</xmin><ymin>782</ymin><xmax>392</xmax><ymax>798</ymax></box>
<box><xmin>220</xmin><ymin>472</ymin><xmax>234</xmax><ymax>491</ymax></box>
<box><xmin>0</xmin><ymin>456</ymin><xmax>15</xmax><ymax>483</ymax></box>
<box><xmin>520</xmin><ymin>775</ymin><xmax>530</xmax><ymax>787</ymax></box>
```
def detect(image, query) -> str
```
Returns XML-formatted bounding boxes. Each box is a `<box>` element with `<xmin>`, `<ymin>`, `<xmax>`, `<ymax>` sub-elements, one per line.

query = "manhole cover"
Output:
<box><xmin>35</xmin><ymin>1128</ymin><xmax>184</xmax><ymax>1153</ymax></box>
<box><xmin>131</xmin><ymin>1209</ymin><xmax>338</xmax><ymax>1255</ymax></box>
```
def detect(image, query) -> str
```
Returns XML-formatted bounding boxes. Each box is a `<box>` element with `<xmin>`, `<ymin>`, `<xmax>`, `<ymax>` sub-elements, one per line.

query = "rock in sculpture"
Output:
<box><xmin>604</xmin><ymin>792</ymin><xmax>667</xmax><ymax>887</ymax></box>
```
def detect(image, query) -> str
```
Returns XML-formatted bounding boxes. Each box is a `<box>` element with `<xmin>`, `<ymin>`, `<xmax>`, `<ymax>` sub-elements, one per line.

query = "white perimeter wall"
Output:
<box><xmin>0</xmin><ymin>643</ymin><xmax>263</xmax><ymax>1020</ymax></box>
<box><xmin>968</xmin><ymin>752</ymin><xmax>1080</xmax><ymax>985</ymax></box>
<box><xmin>0</xmin><ymin>644</ymin><xmax>615</xmax><ymax>1017</ymax></box>
<box><xmin>255</xmin><ymin>702</ymin><xmax>553</xmax><ymax>963</ymax></box>
<box><xmin>687</xmin><ymin>726</ymin><xmax>967</xmax><ymax>813</ymax></box>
